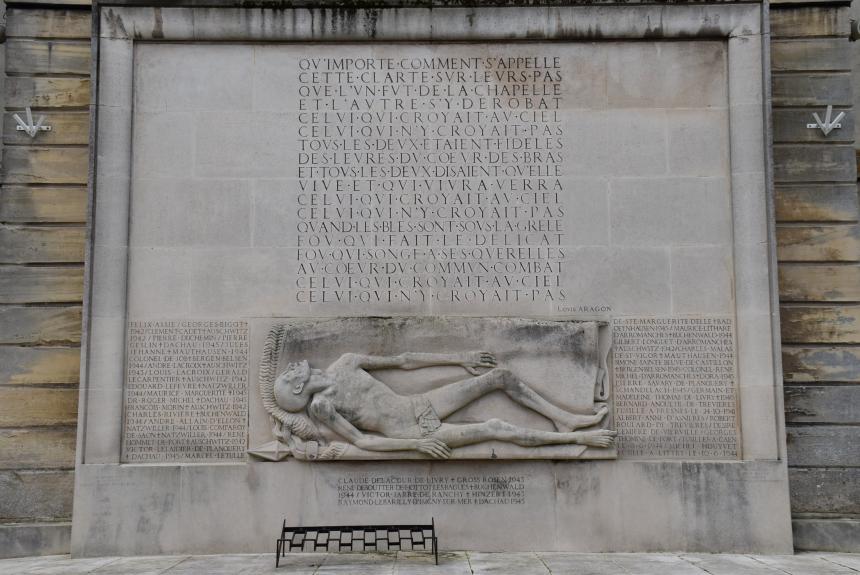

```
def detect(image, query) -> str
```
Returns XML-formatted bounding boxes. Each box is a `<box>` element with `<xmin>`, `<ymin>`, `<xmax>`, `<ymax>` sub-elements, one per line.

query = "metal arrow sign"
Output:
<box><xmin>13</xmin><ymin>107</ymin><xmax>52</xmax><ymax>138</ymax></box>
<box><xmin>806</xmin><ymin>105</ymin><xmax>845</xmax><ymax>137</ymax></box>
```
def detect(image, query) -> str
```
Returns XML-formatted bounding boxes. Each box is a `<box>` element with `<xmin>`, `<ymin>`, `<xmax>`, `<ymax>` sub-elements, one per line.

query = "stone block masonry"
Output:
<box><xmin>0</xmin><ymin>3</ymin><xmax>90</xmax><ymax>559</ymax></box>
<box><xmin>771</xmin><ymin>1</ymin><xmax>860</xmax><ymax>553</ymax></box>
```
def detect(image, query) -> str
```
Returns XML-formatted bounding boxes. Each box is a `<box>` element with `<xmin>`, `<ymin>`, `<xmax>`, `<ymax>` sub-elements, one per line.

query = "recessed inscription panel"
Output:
<box><xmin>127</xmin><ymin>41</ymin><xmax>730</xmax><ymax>320</ymax></box>
<box><xmin>122</xmin><ymin>320</ymin><xmax>249</xmax><ymax>462</ymax></box>
<box><xmin>125</xmin><ymin>42</ymin><xmax>736</xmax><ymax>462</ymax></box>
<box><xmin>613</xmin><ymin>317</ymin><xmax>740</xmax><ymax>459</ymax></box>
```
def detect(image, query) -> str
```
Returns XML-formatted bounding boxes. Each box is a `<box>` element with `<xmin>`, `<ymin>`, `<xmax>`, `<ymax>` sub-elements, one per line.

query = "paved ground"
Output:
<box><xmin>0</xmin><ymin>552</ymin><xmax>859</xmax><ymax>575</ymax></box>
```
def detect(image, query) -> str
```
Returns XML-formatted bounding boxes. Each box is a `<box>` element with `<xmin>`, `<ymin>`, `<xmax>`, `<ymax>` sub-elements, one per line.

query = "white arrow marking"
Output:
<box><xmin>13</xmin><ymin>107</ymin><xmax>51</xmax><ymax>138</ymax></box>
<box><xmin>809</xmin><ymin>105</ymin><xmax>845</xmax><ymax>136</ymax></box>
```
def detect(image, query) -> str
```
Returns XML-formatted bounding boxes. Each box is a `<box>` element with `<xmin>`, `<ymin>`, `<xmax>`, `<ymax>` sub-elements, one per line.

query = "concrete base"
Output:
<box><xmin>793</xmin><ymin>518</ymin><xmax>860</xmax><ymax>553</ymax></box>
<box><xmin>0</xmin><ymin>522</ymin><xmax>71</xmax><ymax>559</ymax></box>
<box><xmin>71</xmin><ymin>460</ymin><xmax>793</xmax><ymax>557</ymax></box>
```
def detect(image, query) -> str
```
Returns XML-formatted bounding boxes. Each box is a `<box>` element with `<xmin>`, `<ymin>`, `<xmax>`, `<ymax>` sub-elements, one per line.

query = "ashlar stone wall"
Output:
<box><xmin>0</xmin><ymin>4</ymin><xmax>90</xmax><ymax>558</ymax></box>
<box><xmin>771</xmin><ymin>0</ymin><xmax>860</xmax><ymax>553</ymax></box>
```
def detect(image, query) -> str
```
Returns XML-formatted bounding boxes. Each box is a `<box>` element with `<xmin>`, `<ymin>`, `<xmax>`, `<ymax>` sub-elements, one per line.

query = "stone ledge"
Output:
<box><xmin>0</xmin><ymin>522</ymin><xmax>71</xmax><ymax>559</ymax></box>
<box><xmin>793</xmin><ymin>517</ymin><xmax>860</xmax><ymax>552</ymax></box>
<box><xmin>4</xmin><ymin>1</ymin><xmax>90</xmax><ymax>6</ymax></box>
<box><xmin>95</xmin><ymin>3</ymin><xmax>763</xmax><ymax>41</ymax></box>
<box><xmin>771</xmin><ymin>0</ymin><xmax>851</xmax><ymax>7</ymax></box>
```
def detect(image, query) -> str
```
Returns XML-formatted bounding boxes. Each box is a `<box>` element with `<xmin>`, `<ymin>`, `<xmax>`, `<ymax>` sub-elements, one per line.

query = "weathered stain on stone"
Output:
<box><xmin>152</xmin><ymin>7</ymin><xmax>165</xmax><ymax>39</ymax></box>
<box><xmin>170</xmin><ymin>0</ymin><xmax>755</xmax><ymax>7</ymax></box>
<box><xmin>783</xmin><ymin>385</ymin><xmax>817</xmax><ymax>418</ymax></box>
<box><xmin>641</xmin><ymin>14</ymin><xmax>665</xmax><ymax>38</ymax></box>
<box><xmin>364</xmin><ymin>9</ymin><xmax>380</xmax><ymax>37</ymax></box>
<box><xmin>104</xmin><ymin>9</ymin><xmax>130</xmax><ymax>39</ymax></box>
<box><xmin>785</xmin><ymin>348</ymin><xmax>860</xmax><ymax>382</ymax></box>
<box><xmin>681</xmin><ymin>462</ymin><xmax>753</xmax><ymax>551</ymax></box>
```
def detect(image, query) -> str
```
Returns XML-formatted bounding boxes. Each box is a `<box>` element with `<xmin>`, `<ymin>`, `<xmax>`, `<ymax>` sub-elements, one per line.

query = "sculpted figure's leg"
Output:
<box><xmin>432</xmin><ymin>421</ymin><xmax>616</xmax><ymax>449</ymax></box>
<box><xmin>424</xmin><ymin>368</ymin><xmax>608</xmax><ymax>432</ymax></box>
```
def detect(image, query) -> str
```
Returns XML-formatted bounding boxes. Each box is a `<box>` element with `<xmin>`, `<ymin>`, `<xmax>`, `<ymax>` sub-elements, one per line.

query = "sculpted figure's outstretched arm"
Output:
<box><xmin>307</xmin><ymin>395</ymin><xmax>452</xmax><ymax>459</ymax></box>
<box><xmin>346</xmin><ymin>351</ymin><xmax>496</xmax><ymax>375</ymax></box>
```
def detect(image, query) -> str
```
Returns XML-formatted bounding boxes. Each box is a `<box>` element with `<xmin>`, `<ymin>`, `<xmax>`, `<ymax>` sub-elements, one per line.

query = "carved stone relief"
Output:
<box><xmin>249</xmin><ymin>317</ymin><xmax>615</xmax><ymax>461</ymax></box>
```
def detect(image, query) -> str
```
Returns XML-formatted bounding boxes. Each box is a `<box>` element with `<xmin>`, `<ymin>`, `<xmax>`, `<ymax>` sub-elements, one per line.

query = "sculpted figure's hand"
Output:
<box><xmin>460</xmin><ymin>351</ymin><xmax>497</xmax><ymax>375</ymax></box>
<box><xmin>415</xmin><ymin>438</ymin><xmax>452</xmax><ymax>459</ymax></box>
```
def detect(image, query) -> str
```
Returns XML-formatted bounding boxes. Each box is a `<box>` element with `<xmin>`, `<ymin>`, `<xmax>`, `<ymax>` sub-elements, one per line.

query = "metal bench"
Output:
<box><xmin>275</xmin><ymin>519</ymin><xmax>438</xmax><ymax>567</ymax></box>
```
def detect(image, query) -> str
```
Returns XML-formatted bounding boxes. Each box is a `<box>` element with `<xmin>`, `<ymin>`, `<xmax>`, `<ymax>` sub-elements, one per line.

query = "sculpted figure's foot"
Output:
<box><xmin>575</xmin><ymin>429</ymin><xmax>616</xmax><ymax>448</ymax></box>
<box><xmin>553</xmin><ymin>403</ymin><xmax>609</xmax><ymax>432</ymax></box>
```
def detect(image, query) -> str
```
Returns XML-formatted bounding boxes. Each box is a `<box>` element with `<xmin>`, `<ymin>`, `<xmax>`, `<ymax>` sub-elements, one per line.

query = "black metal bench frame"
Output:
<box><xmin>275</xmin><ymin>519</ymin><xmax>438</xmax><ymax>567</ymax></box>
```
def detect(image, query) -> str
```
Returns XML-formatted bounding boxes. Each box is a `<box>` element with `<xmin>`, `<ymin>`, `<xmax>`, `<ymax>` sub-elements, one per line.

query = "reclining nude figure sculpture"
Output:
<box><xmin>267</xmin><ymin>351</ymin><xmax>615</xmax><ymax>459</ymax></box>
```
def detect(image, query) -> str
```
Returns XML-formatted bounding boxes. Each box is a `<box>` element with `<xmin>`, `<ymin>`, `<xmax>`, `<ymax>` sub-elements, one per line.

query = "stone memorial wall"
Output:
<box><xmin>74</xmin><ymin>4</ymin><xmax>792</xmax><ymax>556</ymax></box>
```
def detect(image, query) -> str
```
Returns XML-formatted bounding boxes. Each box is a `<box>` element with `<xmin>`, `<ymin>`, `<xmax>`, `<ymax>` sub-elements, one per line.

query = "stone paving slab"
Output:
<box><xmin>468</xmin><ymin>552</ymin><xmax>548</xmax><ymax>574</ymax></box>
<box><xmin>824</xmin><ymin>555</ymin><xmax>860</xmax><ymax>572</ymax></box>
<box><xmin>752</xmin><ymin>554</ymin><xmax>859</xmax><ymax>575</ymax></box>
<box><xmin>537</xmin><ymin>553</ymin><xmax>628</xmax><ymax>575</ymax></box>
<box><xmin>1</xmin><ymin>552</ymin><xmax>858</xmax><ymax>574</ymax></box>
<box><xmin>600</xmin><ymin>553</ymin><xmax>706</xmax><ymax>575</ymax></box>
<box><xmin>680</xmin><ymin>554</ymin><xmax>787</xmax><ymax>575</ymax></box>
<box><xmin>86</xmin><ymin>556</ymin><xmax>187</xmax><ymax>575</ymax></box>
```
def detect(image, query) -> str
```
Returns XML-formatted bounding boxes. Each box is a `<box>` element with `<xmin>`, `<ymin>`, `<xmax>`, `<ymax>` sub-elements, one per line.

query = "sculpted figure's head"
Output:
<box><xmin>283</xmin><ymin>361</ymin><xmax>310</xmax><ymax>394</ymax></box>
<box><xmin>274</xmin><ymin>360</ymin><xmax>326</xmax><ymax>412</ymax></box>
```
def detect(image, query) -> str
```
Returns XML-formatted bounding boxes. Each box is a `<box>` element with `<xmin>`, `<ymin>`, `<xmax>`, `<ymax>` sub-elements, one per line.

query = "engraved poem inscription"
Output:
<box><xmin>294</xmin><ymin>54</ymin><xmax>567</xmax><ymax>308</ymax></box>
<box><xmin>123</xmin><ymin>320</ymin><xmax>249</xmax><ymax>462</ymax></box>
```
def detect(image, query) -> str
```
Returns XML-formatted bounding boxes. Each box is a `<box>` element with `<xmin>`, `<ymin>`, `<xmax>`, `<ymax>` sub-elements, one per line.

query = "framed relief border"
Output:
<box><xmin>74</xmin><ymin>2</ymin><xmax>791</xmax><ymax>555</ymax></box>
